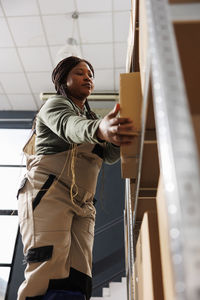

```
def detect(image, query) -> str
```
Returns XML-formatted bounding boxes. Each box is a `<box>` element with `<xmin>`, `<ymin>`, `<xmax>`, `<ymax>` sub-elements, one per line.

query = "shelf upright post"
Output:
<box><xmin>145</xmin><ymin>0</ymin><xmax>200</xmax><ymax>299</ymax></box>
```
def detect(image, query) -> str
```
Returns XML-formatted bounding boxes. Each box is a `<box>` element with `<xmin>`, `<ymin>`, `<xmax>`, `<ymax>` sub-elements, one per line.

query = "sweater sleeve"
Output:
<box><xmin>102</xmin><ymin>142</ymin><xmax>120</xmax><ymax>164</ymax></box>
<box><xmin>37</xmin><ymin>97</ymin><xmax>103</xmax><ymax>144</ymax></box>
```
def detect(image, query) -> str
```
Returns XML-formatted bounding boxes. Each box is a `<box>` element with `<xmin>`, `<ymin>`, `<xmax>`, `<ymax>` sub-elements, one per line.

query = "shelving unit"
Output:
<box><xmin>123</xmin><ymin>0</ymin><xmax>200</xmax><ymax>299</ymax></box>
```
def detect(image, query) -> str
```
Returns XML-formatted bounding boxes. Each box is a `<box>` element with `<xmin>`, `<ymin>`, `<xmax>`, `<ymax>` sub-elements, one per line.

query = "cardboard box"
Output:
<box><xmin>134</xmin><ymin>211</ymin><xmax>164</xmax><ymax>300</ymax></box>
<box><xmin>169</xmin><ymin>0</ymin><xmax>200</xmax><ymax>4</ymax></box>
<box><xmin>134</xmin><ymin>229</ymin><xmax>143</xmax><ymax>300</ymax></box>
<box><xmin>192</xmin><ymin>114</ymin><xmax>200</xmax><ymax>157</ymax></box>
<box><xmin>156</xmin><ymin>177</ymin><xmax>176</xmax><ymax>300</ymax></box>
<box><xmin>133</xmin><ymin>197</ymin><xmax>156</xmax><ymax>261</ymax></box>
<box><xmin>120</xmin><ymin>72</ymin><xmax>142</xmax><ymax>178</ymax></box>
<box><xmin>136</xmin><ymin>197</ymin><xmax>156</xmax><ymax>221</ymax></box>
<box><xmin>140</xmin><ymin>143</ymin><xmax>159</xmax><ymax>188</ymax></box>
<box><xmin>174</xmin><ymin>22</ymin><xmax>200</xmax><ymax>114</ymax></box>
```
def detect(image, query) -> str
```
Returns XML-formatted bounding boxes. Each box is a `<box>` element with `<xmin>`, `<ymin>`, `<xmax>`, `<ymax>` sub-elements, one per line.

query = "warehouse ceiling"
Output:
<box><xmin>0</xmin><ymin>0</ymin><xmax>131</xmax><ymax>112</ymax></box>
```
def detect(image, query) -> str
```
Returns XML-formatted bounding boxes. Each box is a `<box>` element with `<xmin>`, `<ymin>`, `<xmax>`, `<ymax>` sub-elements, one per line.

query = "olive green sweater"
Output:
<box><xmin>35</xmin><ymin>95</ymin><xmax>120</xmax><ymax>164</ymax></box>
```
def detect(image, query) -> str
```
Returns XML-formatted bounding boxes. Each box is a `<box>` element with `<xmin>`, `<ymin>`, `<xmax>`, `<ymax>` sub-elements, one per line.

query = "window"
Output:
<box><xmin>0</xmin><ymin>129</ymin><xmax>30</xmax><ymax>299</ymax></box>
<box><xmin>0</xmin><ymin>267</ymin><xmax>10</xmax><ymax>300</ymax></box>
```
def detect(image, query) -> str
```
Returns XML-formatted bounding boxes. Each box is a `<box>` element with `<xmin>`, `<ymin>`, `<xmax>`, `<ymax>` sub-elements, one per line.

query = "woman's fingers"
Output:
<box><xmin>109</xmin><ymin>122</ymin><xmax>137</xmax><ymax>136</ymax></box>
<box><xmin>110</xmin><ymin>117</ymin><xmax>133</xmax><ymax>126</ymax></box>
<box><xmin>118</xmin><ymin>123</ymin><xmax>137</xmax><ymax>134</ymax></box>
<box><xmin>97</xmin><ymin>103</ymin><xmax>138</xmax><ymax>145</ymax></box>
<box><xmin>111</xmin><ymin>133</ymin><xmax>135</xmax><ymax>146</ymax></box>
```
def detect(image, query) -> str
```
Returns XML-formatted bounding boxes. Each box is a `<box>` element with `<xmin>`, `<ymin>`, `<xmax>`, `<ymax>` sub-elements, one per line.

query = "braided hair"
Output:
<box><xmin>52</xmin><ymin>56</ymin><xmax>97</xmax><ymax>119</ymax></box>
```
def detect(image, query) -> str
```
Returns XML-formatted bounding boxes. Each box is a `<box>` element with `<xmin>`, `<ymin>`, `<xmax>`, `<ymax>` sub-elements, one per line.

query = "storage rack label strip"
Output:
<box><xmin>145</xmin><ymin>0</ymin><xmax>200</xmax><ymax>299</ymax></box>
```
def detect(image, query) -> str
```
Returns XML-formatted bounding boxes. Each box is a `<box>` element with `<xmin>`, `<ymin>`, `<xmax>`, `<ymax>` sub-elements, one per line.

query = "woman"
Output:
<box><xmin>17</xmin><ymin>56</ymin><xmax>134</xmax><ymax>300</ymax></box>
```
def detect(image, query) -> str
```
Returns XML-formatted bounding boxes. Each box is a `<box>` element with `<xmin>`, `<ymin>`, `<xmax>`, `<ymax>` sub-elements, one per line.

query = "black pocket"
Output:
<box><xmin>32</xmin><ymin>174</ymin><xmax>56</xmax><ymax>211</ymax></box>
<box><xmin>16</xmin><ymin>177</ymin><xmax>28</xmax><ymax>199</ymax></box>
<box><xmin>24</xmin><ymin>245</ymin><xmax>53</xmax><ymax>264</ymax></box>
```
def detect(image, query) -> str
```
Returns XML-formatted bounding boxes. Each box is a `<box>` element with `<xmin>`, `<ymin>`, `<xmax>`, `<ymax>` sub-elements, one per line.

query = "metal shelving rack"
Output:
<box><xmin>123</xmin><ymin>0</ymin><xmax>200</xmax><ymax>299</ymax></box>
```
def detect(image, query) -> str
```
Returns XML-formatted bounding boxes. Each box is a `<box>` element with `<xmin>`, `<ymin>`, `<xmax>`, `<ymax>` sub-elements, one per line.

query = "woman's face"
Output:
<box><xmin>66</xmin><ymin>61</ymin><xmax>94</xmax><ymax>100</ymax></box>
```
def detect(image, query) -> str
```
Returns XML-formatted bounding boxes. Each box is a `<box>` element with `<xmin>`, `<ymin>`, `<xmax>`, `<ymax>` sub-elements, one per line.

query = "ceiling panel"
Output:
<box><xmin>8</xmin><ymin>16</ymin><xmax>46</xmax><ymax>47</ymax></box>
<box><xmin>34</xmin><ymin>93</ymin><xmax>43</xmax><ymax>108</ymax></box>
<box><xmin>8</xmin><ymin>94</ymin><xmax>37</xmax><ymax>110</ymax></box>
<box><xmin>79</xmin><ymin>13</ymin><xmax>112</xmax><ymax>44</ymax></box>
<box><xmin>0</xmin><ymin>48</ymin><xmax>23</xmax><ymax>72</ymax></box>
<box><xmin>0</xmin><ymin>0</ymin><xmax>131</xmax><ymax>111</ymax></box>
<box><xmin>114</xmin><ymin>11</ymin><xmax>130</xmax><ymax>42</ymax></box>
<box><xmin>38</xmin><ymin>0</ymin><xmax>75</xmax><ymax>14</ymax></box>
<box><xmin>0</xmin><ymin>73</ymin><xmax>30</xmax><ymax>93</ymax></box>
<box><xmin>0</xmin><ymin>18</ymin><xmax>14</xmax><ymax>47</ymax></box>
<box><xmin>0</xmin><ymin>95</ymin><xmax>12</xmax><ymax>110</ymax></box>
<box><xmin>0</xmin><ymin>84</ymin><xmax>4</xmax><ymax>93</ymax></box>
<box><xmin>27</xmin><ymin>72</ymin><xmax>55</xmax><ymax>93</ymax></box>
<box><xmin>94</xmin><ymin>69</ymin><xmax>114</xmax><ymax>91</ymax></box>
<box><xmin>43</xmin><ymin>15</ymin><xmax>77</xmax><ymax>46</ymax></box>
<box><xmin>0</xmin><ymin>7</ymin><xmax>3</xmax><ymax>16</ymax></box>
<box><xmin>18</xmin><ymin>47</ymin><xmax>52</xmax><ymax>72</ymax></box>
<box><xmin>76</xmin><ymin>0</ymin><xmax>112</xmax><ymax>12</ymax></box>
<box><xmin>1</xmin><ymin>0</ymin><xmax>39</xmax><ymax>16</ymax></box>
<box><xmin>114</xmin><ymin>42</ymin><xmax>128</xmax><ymax>68</ymax></box>
<box><xmin>82</xmin><ymin>43</ymin><xmax>113</xmax><ymax>69</ymax></box>
<box><xmin>113</xmin><ymin>0</ymin><xmax>132</xmax><ymax>11</ymax></box>
<box><xmin>50</xmin><ymin>46</ymin><xmax>63</xmax><ymax>67</ymax></box>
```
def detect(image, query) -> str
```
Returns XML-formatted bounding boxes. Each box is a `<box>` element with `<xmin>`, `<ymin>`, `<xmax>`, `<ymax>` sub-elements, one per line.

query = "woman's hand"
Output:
<box><xmin>97</xmin><ymin>103</ymin><xmax>137</xmax><ymax>146</ymax></box>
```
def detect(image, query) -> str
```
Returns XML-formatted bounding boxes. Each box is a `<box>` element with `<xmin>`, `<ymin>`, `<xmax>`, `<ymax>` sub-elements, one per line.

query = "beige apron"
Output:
<box><xmin>17</xmin><ymin>138</ymin><xmax>103</xmax><ymax>300</ymax></box>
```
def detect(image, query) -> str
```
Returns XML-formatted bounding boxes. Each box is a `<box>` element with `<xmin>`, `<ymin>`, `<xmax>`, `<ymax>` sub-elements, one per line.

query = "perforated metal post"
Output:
<box><xmin>145</xmin><ymin>0</ymin><xmax>200</xmax><ymax>299</ymax></box>
<box><xmin>125</xmin><ymin>179</ymin><xmax>135</xmax><ymax>300</ymax></box>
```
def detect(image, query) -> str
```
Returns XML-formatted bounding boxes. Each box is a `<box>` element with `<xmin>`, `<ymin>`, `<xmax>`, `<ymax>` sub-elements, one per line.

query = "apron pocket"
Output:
<box><xmin>24</xmin><ymin>245</ymin><xmax>53</xmax><ymax>264</ymax></box>
<box><xmin>81</xmin><ymin>219</ymin><xmax>95</xmax><ymax>237</ymax></box>
<box><xmin>32</xmin><ymin>174</ymin><xmax>56</xmax><ymax>211</ymax></box>
<box><xmin>18</xmin><ymin>194</ymin><xmax>28</xmax><ymax>223</ymax></box>
<box><xmin>17</xmin><ymin>177</ymin><xmax>28</xmax><ymax>223</ymax></box>
<box><xmin>16</xmin><ymin>176</ymin><xmax>28</xmax><ymax>199</ymax></box>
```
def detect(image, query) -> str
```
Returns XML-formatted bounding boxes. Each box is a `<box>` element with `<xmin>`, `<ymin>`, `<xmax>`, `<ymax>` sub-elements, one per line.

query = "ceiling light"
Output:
<box><xmin>55</xmin><ymin>37</ymin><xmax>81</xmax><ymax>65</ymax></box>
<box><xmin>54</xmin><ymin>11</ymin><xmax>82</xmax><ymax>65</ymax></box>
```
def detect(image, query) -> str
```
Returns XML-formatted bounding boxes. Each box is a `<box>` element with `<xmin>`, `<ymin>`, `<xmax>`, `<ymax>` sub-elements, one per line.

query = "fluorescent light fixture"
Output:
<box><xmin>39</xmin><ymin>93</ymin><xmax>119</xmax><ymax>102</ymax></box>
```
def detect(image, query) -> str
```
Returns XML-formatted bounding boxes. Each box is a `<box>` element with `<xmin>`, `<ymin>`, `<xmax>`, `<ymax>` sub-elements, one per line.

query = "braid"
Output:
<box><xmin>85</xmin><ymin>99</ymin><xmax>98</xmax><ymax>120</ymax></box>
